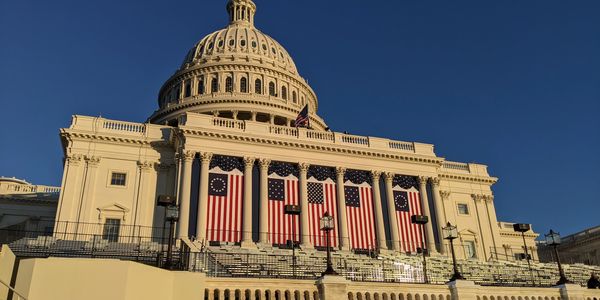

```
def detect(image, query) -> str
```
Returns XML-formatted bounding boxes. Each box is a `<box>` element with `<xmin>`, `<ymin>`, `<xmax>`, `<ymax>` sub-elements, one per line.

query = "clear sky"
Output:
<box><xmin>1</xmin><ymin>0</ymin><xmax>598</xmax><ymax>238</ymax></box>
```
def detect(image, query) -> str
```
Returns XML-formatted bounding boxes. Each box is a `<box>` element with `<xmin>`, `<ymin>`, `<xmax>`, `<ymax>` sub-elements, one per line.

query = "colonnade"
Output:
<box><xmin>176</xmin><ymin>151</ymin><xmax>445</xmax><ymax>253</ymax></box>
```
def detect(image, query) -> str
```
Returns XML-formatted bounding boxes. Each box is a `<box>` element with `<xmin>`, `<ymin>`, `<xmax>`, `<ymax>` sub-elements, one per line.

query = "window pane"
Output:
<box><xmin>457</xmin><ymin>204</ymin><xmax>469</xmax><ymax>215</ymax></box>
<box><xmin>110</xmin><ymin>173</ymin><xmax>126</xmax><ymax>186</ymax></box>
<box><xmin>103</xmin><ymin>219</ymin><xmax>121</xmax><ymax>242</ymax></box>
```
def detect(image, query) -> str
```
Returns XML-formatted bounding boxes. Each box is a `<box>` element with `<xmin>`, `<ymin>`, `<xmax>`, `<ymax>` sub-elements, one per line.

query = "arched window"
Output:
<box><xmin>240</xmin><ymin>77</ymin><xmax>248</xmax><ymax>93</ymax></box>
<box><xmin>175</xmin><ymin>88</ymin><xmax>181</xmax><ymax>99</ymax></box>
<box><xmin>225</xmin><ymin>77</ymin><xmax>233</xmax><ymax>93</ymax></box>
<box><xmin>255</xmin><ymin>79</ymin><xmax>262</xmax><ymax>94</ymax></box>
<box><xmin>281</xmin><ymin>86</ymin><xmax>287</xmax><ymax>100</ymax></box>
<box><xmin>269</xmin><ymin>82</ymin><xmax>276</xmax><ymax>96</ymax></box>
<box><xmin>292</xmin><ymin>91</ymin><xmax>297</xmax><ymax>103</ymax></box>
<box><xmin>184</xmin><ymin>82</ymin><xmax>191</xmax><ymax>97</ymax></box>
<box><xmin>211</xmin><ymin>76</ymin><xmax>219</xmax><ymax>93</ymax></box>
<box><xmin>198</xmin><ymin>77</ymin><xmax>204</xmax><ymax>95</ymax></box>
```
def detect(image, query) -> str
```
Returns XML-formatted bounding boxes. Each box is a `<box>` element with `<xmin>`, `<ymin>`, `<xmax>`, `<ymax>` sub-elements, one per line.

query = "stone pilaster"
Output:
<box><xmin>78</xmin><ymin>156</ymin><xmax>101</xmax><ymax>224</ymax></box>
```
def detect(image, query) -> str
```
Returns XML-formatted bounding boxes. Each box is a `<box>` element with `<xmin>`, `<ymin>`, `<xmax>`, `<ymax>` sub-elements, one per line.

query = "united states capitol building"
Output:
<box><xmin>1</xmin><ymin>1</ymin><xmax>599</xmax><ymax>300</ymax></box>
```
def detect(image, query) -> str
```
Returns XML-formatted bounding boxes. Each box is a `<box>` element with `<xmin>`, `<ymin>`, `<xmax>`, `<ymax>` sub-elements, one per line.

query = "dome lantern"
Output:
<box><xmin>227</xmin><ymin>0</ymin><xmax>256</xmax><ymax>26</ymax></box>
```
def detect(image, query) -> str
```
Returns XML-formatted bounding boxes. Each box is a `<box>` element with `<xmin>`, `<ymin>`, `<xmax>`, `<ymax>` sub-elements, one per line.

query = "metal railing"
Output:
<box><xmin>0</xmin><ymin>221</ymin><xmax>175</xmax><ymax>268</ymax></box>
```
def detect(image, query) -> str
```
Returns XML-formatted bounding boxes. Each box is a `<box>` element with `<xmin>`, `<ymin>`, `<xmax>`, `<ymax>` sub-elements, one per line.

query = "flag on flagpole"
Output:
<box><xmin>294</xmin><ymin>105</ymin><xmax>309</xmax><ymax>128</ymax></box>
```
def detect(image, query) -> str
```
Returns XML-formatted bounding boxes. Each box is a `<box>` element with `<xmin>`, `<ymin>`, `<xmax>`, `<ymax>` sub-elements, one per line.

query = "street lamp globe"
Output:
<box><xmin>443</xmin><ymin>222</ymin><xmax>458</xmax><ymax>240</ymax></box>
<box><xmin>545</xmin><ymin>229</ymin><xmax>561</xmax><ymax>246</ymax></box>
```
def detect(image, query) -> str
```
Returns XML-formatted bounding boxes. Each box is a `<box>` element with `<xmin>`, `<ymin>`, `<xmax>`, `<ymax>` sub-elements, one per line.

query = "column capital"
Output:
<box><xmin>182</xmin><ymin>150</ymin><xmax>196</xmax><ymax>162</ymax></box>
<box><xmin>298</xmin><ymin>163</ymin><xmax>310</xmax><ymax>173</ymax></box>
<box><xmin>440</xmin><ymin>190</ymin><xmax>451</xmax><ymax>200</ymax></box>
<box><xmin>258</xmin><ymin>158</ymin><xmax>271</xmax><ymax>170</ymax></box>
<box><xmin>137</xmin><ymin>160</ymin><xmax>154</xmax><ymax>171</ymax></box>
<box><xmin>471</xmin><ymin>194</ymin><xmax>483</xmax><ymax>202</ymax></box>
<box><xmin>85</xmin><ymin>156</ymin><xmax>101</xmax><ymax>167</ymax></box>
<box><xmin>243</xmin><ymin>157</ymin><xmax>256</xmax><ymax>167</ymax></box>
<box><xmin>383</xmin><ymin>172</ymin><xmax>394</xmax><ymax>182</ymax></box>
<box><xmin>66</xmin><ymin>153</ymin><xmax>84</xmax><ymax>166</ymax></box>
<box><xmin>371</xmin><ymin>171</ymin><xmax>382</xmax><ymax>180</ymax></box>
<box><xmin>335</xmin><ymin>167</ymin><xmax>346</xmax><ymax>177</ymax></box>
<box><xmin>418</xmin><ymin>176</ymin><xmax>430</xmax><ymax>186</ymax></box>
<box><xmin>155</xmin><ymin>162</ymin><xmax>173</xmax><ymax>172</ymax></box>
<box><xmin>483</xmin><ymin>195</ymin><xmax>494</xmax><ymax>202</ymax></box>
<box><xmin>430</xmin><ymin>177</ymin><xmax>441</xmax><ymax>186</ymax></box>
<box><xmin>200</xmin><ymin>152</ymin><xmax>213</xmax><ymax>163</ymax></box>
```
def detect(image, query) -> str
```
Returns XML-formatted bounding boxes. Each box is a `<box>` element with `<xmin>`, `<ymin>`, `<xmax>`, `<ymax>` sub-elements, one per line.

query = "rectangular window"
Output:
<box><xmin>110</xmin><ymin>172</ymin><xmax>127</xmax><ymax>186</ymax></box>
<box><xmin>457</xmin><ymin>203</ymin><xmax>469</xmax><ymax>215</ymax></box>
<box><xmin>465</xmin><ymin>241</ymin><xmax>477</xmax><ymax>259</ymax></box>
<box><xmin>102</xmin><ymin>219</ymin><xmax>121</xmax><ymax>242</ymax></box>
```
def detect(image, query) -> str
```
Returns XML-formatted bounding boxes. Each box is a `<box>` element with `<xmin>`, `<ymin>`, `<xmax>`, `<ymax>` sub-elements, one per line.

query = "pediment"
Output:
<box><xmin>97</xmin><ymin>203</ymin><xmax>130</xmax><ymax>213</ymax></box>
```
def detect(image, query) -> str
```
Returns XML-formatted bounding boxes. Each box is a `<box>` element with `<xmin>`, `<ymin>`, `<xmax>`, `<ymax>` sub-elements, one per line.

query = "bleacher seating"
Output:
<box><xmin>191</xmin><ymin>242</ymin><xmax>600</xmax><ymax>287</ymax></box>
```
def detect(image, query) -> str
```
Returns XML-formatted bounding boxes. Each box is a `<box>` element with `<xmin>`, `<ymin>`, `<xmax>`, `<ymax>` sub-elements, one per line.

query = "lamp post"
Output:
<box><xmin>320</xmin><ymin>212</ymin><xmax>337</xmax><ymax>276</ymax></box>
<box><xmin>284</xmin><ymin>204</ymin><xmax>301</xmax><ymax>278</ymax></box>
<box><xmin>545</xmin><ymin>229</ymin><xmax>571</xmax><ymax>285</ymax></box>
<box><xmin>164</xmin><ymin>204</ymin><xmax>179</xmax><ymax>269</ymax></box>
<box><xmin>513</xmin><ymin>223</ymin><xmax>535</xmax><ymax>285</ymax></box>
<box><xmin>411</xmin><ymin>215</ymin><xmax>430</xmax><ymax>284</ymax></box>
<box><xmin>443</xmin><ymin>222</ymin><xmax>464</xmax><ymax>281</ymax></box>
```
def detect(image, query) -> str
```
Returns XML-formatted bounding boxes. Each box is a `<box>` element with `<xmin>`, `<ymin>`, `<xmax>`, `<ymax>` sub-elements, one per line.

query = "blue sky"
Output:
<box><xmin>1</xmin><ymin>0</ymin><xmax>598</xmax><ymax>237</ymax></box>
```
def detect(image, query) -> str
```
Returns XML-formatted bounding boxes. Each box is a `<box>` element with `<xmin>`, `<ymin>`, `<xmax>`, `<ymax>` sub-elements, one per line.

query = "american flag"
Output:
<box><xmin>307</xmin><ymin>179</ymin><xmax>338</xmax><ymax>248</ymax></box>
<box><xmin>268</xmin><ymin>176</ymin><xmax>299</xmax><ymax>245</ymax></box>
<box><xmin>206</xmin><ymin>170</ymin><xmax>243</xmax><ymax>243</ymax></box>
<box><xmin>394</xmin><ymin>189</ymin><xmax>424</xmax><ymax>253</ymax></box>
<box><xmin>344</xmin><ymin>184</ymin><xmax>376</xmax><ymax>250</ymax></box>
<box><xmin>294</xmin><ymin>105</ymin><xmax>309</xmax><ymax>128</ymax></box>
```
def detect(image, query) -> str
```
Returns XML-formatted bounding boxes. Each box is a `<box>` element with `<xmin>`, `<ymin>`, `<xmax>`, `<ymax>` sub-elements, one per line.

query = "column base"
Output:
<box><xmin>240</xmin><ymin>240</ymin><xmax>258</xmax><ymax>249</ymax></box>
<box><xmin>300</xmin><ymin>242</ymin><xmax>314</xmax><ymax>250</ymax></box>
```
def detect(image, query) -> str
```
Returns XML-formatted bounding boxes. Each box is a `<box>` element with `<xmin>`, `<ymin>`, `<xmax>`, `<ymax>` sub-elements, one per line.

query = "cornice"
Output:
<box><xmin>61</xmin><ymin>130</ymin><xmax>173</xmax><ymax>148</ymax></box>
<box><xmin>179</xmin><ymin>127</ymin><xmax>443</xmax><ymax>166</ymax></box>
<box><xmin>150</xmin><ymin>97</ymin><xmax>326</xmax><ymax>129</ymax></box>
<box><xmin>438</xmin><ymin>173</ymin><xmax>498</xmax><ymax>185</ymax></box>
<box><xmin>0</xmin><ymin>195</ymin><xmax>59</xmax><ymax>205</ymax></box>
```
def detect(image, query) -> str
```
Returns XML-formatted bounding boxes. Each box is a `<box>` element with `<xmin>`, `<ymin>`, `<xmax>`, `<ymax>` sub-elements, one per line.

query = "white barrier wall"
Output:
<box><xmin>12</xmin><ymin>257</ymin><xmax>600</xmax><ymax>300</ymax></box>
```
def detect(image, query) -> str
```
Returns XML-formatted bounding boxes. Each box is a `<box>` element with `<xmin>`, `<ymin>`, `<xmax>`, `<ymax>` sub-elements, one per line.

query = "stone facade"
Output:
<box><xmin>48</xmin><ymin>0</ymin><xmax>540</xmax><ymax>261</ymax></box>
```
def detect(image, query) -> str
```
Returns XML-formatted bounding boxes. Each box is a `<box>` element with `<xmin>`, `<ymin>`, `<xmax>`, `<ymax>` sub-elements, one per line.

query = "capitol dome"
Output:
<box><xmin>149</xmin><ymin>0</ymin><xmax>327</xmax><ymax>131</ymax></box>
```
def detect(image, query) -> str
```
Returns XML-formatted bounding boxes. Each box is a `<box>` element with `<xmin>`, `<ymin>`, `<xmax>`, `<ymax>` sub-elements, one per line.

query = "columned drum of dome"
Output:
<box><xmin>149</xmin><ymin>0</ymin><xmax>328</xmax><ymax>131</ymax></box>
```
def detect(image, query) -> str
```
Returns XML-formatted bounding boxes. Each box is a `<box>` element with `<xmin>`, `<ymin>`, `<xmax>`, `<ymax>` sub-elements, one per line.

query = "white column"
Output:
<box><xmin>335</xmin><ymin>167</ymin><xmax>350</xmax><ymax>250</ymax></box>
<box><xmin>371</xmin><ymin>171</ymin><xmax>387</xmax><ymax>251</ymax></box>
<box><xmin>259</xmin><ymin>158</ymin><xmax>271</xmax><ymax>244</ymax></box>
<box><xmin>178</xmin><ymin>151</ymin><xmax>195</xmax><ymax>238</ymax></box>
<box><xmin>298</xmin><ymin>163</ymin><xmax>312</xmax><ymax>248</ymax></box>
<box><xmin>431</xmin><ymin>177</ymin><xmax>446</xmax><ymax>254</ymax></box>
<box><xmin>241</xmin><ymin>157</ymin><xmax>255</xmax><ymax>248</ymax></box>
<box><xmin>383</xmin><ymin>172</ymin><xmax>400</xmax><ymax>252</ymax></box>
<box><xmin>418</xmin><ymin>176</ymin><xmax>437</xmax><ymax>254</ymax></box>
<box><xmin>196</xmin><ymin>152</ymin><xmax>213</xmax><ymax>243</ymax></box>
